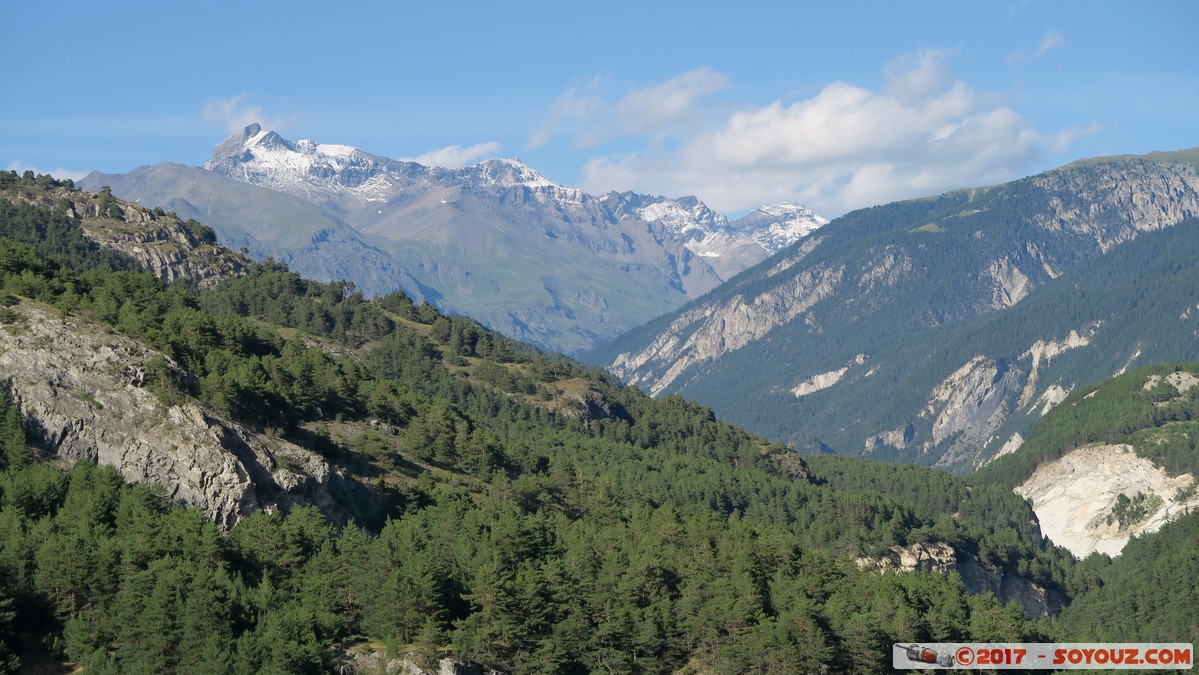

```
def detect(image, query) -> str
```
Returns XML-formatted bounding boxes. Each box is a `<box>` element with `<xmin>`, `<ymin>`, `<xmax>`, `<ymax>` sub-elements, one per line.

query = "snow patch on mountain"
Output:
<box><xmin>206</xmin><ymin>124</ymin><xmax>827</xmax><ymax>271</ymax></box>
<box><xmin>735</xmin><ymin>202</ymin><xmax>828</xmax><ymax>253</ymax></box>
<box><xmin>205</xmin><ymin>124</ymin><xmax>586</xmax><ymax>209</ymax></box>
<box><xmin>600</xmin><ymin>193</ymin><xmax>827</xmax><ymax>279</ymax></box>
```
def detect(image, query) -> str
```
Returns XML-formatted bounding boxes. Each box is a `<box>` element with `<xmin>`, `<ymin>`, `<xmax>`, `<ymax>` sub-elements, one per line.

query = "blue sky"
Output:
<box><xmin>2</xmin><ymin>0</ymin><xmax>1195</xmax><ymax>217</ymax></box>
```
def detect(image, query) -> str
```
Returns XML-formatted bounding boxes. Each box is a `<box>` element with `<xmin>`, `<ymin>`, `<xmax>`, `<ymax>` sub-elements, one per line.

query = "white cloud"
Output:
<box><xmin>527</xmin><ymin>68</ymin><xmax>728</xmax><ymax>150</ymax></box>
<box><xmin>1048</xmin><ymin>120</ymin><xmax>1102</xmax><ymax>152</ymax></box>
<box><xmin>401</xmin><ymin>141</ymin><xmax>501</xmax><ymax>168</ymax></box>
<box><xmin>1039</xmin><ymin>31</ymin><xmax>1066</xmax><ymax>55</ymax></box>
<box><xmin>579</xmin><ymin>51</ymin><xmax>1081</xmax><ymax>216</ymax></box>
<box><xmin>527</xmin><ymin>77</ymin><xmax>606</xmax><ymax>150</ymax></box>
<box><xmin>202</xmin><ymin>93</ymin><xmax>291</xmax><ymax>135</ymax></box>
<box><xmin>885</xmin><ymin>49</ymin><xmax>955</xmax><ymax>104</ymax></box>
<box><xmin>1008</xmin><ymin>30</ymin><xmax>1065</xmax><ymax>63</ymax></box>
<box><xmin>5</xmin><ymin>160</ymin><xmax>89</xmax><ymax>181</ymax></box>
<box><xmin>616</xmin><ymin>67</ymin><xmax>729</xmax><ymax>135</ymax></box>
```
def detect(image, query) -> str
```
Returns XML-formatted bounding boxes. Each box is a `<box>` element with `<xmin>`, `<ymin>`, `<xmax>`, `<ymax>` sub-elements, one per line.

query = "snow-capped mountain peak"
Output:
<box><xmin>472</xmin><ymin>158</ymin><xmax>560</xmax><ymax>189</ymax></box>
<box><xmin>204</xmin><ymin>123</ymin><xmax>404</xmax><ymax>204</ymax></box>
<box><xmin>735</xmin><ymin>201</ymin><xmax>828</xmax><ymax>253</ymax></box>
<box><xmin>206</xmin><ymin>124</ymin><xmax>590</xmax><ymax>207</ymax></box>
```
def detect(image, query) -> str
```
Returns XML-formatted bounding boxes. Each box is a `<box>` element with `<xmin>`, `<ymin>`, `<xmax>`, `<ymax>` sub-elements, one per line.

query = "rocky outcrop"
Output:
<box><xmin>548</xmin><ymin>380</ymin><xmax>615</xmax><ymax>425</ymax></box>
<box><xmin>1015</xmin><ymin>444</ymin><xmax>1199</xmax><ymax>558</ymax></box>
<box><xmin>332</xmin><ymin>644</ymin><xmax>506</xmax><ymax>675</ymax></box>
<box><xmin>856</xmin><ymin>542</ymin><xmax>958</xmax><ymax>575</ymax></box>
<box><xmin>1032</xmin><ymin>384</ymin><xmax>1071</xmax><ymax>417</ymax></box>
<box><xmin>3</xmin><ymin>185</ymin><xmax>252</xmax><ymax>288</ymax></box>
<box><xmin>1143</xmin><ymin>371</ymin><xmax>1199</xmax><ymax>395</ymax></box>
<box><xmin>985</xmin><ymin>256</ymin><xmax>1032</xmax><ymax>309</ymax></box>
<box><xmin>852</xmin><ymin>321</ymin><xmax>1100</xmax><ymax>472</ymax></box>
<box><xmin>858</xmin><ymin>246</ymin><xmax>914</xmax><ymax>291</ymax></box>
<box><xmin>865</xmin><ymin>424</ymin><xmax>914</xmax><ymax>453</ymax></box>
<box><xmin>1017</xmin><ymin>327</ymin><xmax>1094</xmax><ymax>407</ymax></box>
<box><xmin>76</xmin><ymin>200</ymin><xmax>252</xmax><ymax>287</ymax></box>
<box><xmin>955</xmin><ymin>554</ymin><xmax>1066</xmax><ymax>619</ymax></box>
<box><xmin>792</xmin><ymin>354</ymin><xmax>868</xmax><ymax>398</ymax></box>
<box><xmin>993</xmin><ymin>432</ymin><xmax>1025</xmax><ymax>461</ymax></box>
<box><xmin>0</xmin><ymin>301</ymin><xmax>366</xmax><ymax>528</ymax></box>
<box><xmin>856</xmin><ymin>542</ymin><xmax>1063</xmax><ymax>618</ymax></box>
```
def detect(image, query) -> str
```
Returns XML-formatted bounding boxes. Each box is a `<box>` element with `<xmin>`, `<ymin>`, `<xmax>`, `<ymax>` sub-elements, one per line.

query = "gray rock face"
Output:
<box><xmin>0</xmin><ymin>302</ymin><xmax>362</xmax><ymax>528</ymax></box>
<box><xmin>74</xmin><ymin>199</ymin><xmax>252</xmax><ymax>288</ymax></box>
<box><xmin>332</xmin><ymin>645</ymin><xmax>506</xmax><ymax>675</ymax></box>
<box><xmin>856</xmin><ymin>542</ymin><xmax>1063</xmax><ymax>618</ymax></box>
<box><xmin>5</xmin><ymin>184</ymin><xmax>253</xmax><ymax>289</ymax></box>
<box><xmin>955</xmin><ymin>554</ymin><xmax>1066</xmax><ymax>619</ymax></box>
<box><xmin>923</xmin><ymin>356</ymin><xmax>1021</xmax><ymax>468</ymax></box>
<box><xmin>1031</xmin><ymin>160</ymin><xmax>1199</xmax><ymax>250</ymax></box>
<box><xmin>611</xmin><ymin>243</ymin><xmax>840</xmax><ymax>396</ymax></box>
<box><xmin>856</xmin><ymin>542</ymin><xmax>958</xmax><ymax>575</ymax></box>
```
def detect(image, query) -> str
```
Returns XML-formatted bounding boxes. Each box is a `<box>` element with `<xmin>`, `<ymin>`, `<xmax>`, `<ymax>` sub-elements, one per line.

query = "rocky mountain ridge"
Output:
<box><xmin>83</xmin><ymin>124</ymin><xmax>825</xmax><ymax>354</ymax></box>
<box><xmin>593</xmin><ymin>150</ymin><xmax>1199</xmax><ymax>471</ymax></box>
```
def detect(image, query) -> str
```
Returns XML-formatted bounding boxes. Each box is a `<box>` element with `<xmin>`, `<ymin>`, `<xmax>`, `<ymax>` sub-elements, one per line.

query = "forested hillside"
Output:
<box><xmin>0</xmin><ymin>170</ymin><xmax>1191</xmax><ymax>672</ymax></box>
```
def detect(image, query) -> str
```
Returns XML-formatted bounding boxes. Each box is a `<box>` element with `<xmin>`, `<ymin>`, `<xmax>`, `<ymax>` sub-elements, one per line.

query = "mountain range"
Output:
<box><xmin>4</xmin><ymin>167</ymin><xmax>1199</xmax><ymax>672</ymax></box>
<box><xmin>590</xmin><ymin>149</ymin><xmax>1199</xmax><ymax>473</ymax></box>
<box><xmin>81</xmin><ymin>124</ymin><xmax>824</xmax><ymax>354</ymax></box>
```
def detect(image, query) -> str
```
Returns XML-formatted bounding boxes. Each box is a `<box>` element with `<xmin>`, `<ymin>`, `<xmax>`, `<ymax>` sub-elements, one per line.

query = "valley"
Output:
<box><xmin>6</xmin><ymin>4</ymin><xmax>1197</xmax><ymax>672</ymax></box>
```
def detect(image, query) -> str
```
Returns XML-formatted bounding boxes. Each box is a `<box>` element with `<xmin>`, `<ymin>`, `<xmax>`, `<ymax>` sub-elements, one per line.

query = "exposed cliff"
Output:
<box><xmin>856</xmin><ymin>541</ymin><xmax>1065</xmax><ymax>618</ymax></box>
<box><xmin>1016</xmin><ymin>444</ymin><xmax>1199</xmax><ymax>558</ymax></box>
<box><xmin>610</xmin><ymin>239</ymin><xmax>839</xmax><ymax>395</ymax></box>
<box><xmin>74</xmin><ymin>199</ymin><xmax>252</xmax><ymax>288</ymax></box>
<box><xmin>0</xmin><ymin>300</ymin><xmax>370</xmax><ymax>528</ymax></box>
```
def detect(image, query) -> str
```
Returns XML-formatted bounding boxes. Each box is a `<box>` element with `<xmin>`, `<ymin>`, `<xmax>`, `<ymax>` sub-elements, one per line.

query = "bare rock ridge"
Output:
<box><xmin>0</xmin><ymin>301</ymin><xmax>371</xmax><ymax>528</ymax></box>
<box><xmin>77</xmin><ymin>200</ymin><xmax>252</xmax><ymax>287</ymax></box>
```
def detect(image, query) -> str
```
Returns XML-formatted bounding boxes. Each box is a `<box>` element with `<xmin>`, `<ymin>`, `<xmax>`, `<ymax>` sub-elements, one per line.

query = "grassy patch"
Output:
<box><xmin>910</xmin><ymin>222</ymin><xmax>945</xmax><ymax>233</ymax></box>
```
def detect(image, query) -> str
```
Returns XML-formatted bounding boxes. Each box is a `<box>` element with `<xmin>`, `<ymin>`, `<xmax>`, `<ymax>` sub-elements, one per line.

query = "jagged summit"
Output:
<box><xmin>738</xmin><ymin>202</ymin><xmax>829</xmax><ymax>253</ymax></box>
<box><xmin>205</xmin><ymin>124</ymin><xmax>584</xmax><ymax>205</ymax></box>
<box><xmin>205</xmin><ymin>123</ymin><xmax>407</xmax><ymax>202</ymax></box>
